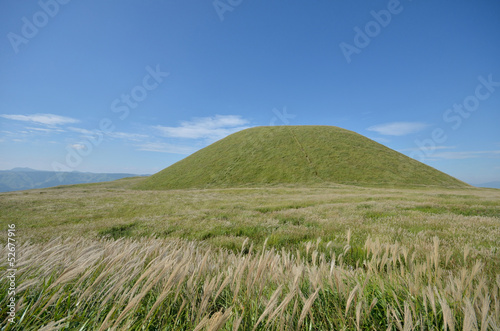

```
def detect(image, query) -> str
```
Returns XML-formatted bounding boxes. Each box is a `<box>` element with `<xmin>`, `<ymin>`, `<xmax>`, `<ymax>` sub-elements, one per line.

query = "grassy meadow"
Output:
<box><xmin>1</xmin><ymin>178</ymin><xmax>499</xmax><ymax>329</ymax></box>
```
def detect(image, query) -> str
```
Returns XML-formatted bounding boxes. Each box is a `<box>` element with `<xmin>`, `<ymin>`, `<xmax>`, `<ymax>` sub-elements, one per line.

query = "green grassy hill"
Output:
<box><xmin>137</xmin><ymin>126</ymin><xmax>468</xmax><ymax>190</ymax></box>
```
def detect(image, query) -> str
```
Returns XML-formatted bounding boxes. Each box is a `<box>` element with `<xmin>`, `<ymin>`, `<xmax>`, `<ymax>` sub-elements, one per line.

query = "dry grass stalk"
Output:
<box><xmin>252</xmin><ymin>285</ymin><xmax>283</xmax><ymax>330</ymax></box>
<box><xmin>1</xmin><ymin>233</ymin><xmax>499</xmax><ymax>330</ymax></box>
<box><xmin>345</xmin><ymin>284</ymin><xmax>359</xmax><ymax>316</ymax></box>
<box><xmin>296</xmin><ymin>288</ymin><xmax>320</xmax><ymax>330</ymax></box>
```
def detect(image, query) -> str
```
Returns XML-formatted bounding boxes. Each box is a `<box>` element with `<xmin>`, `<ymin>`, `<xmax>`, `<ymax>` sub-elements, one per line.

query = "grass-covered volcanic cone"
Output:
<box><xmin>137</xmin><ymin>126</ymin><xmax>468</xmax><ymax>189</ymax></box>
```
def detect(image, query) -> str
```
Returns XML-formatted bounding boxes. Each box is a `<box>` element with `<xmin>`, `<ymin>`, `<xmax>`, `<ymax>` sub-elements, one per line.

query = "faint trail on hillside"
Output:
<box><xmin>285</xmin><ymin>126</ymin><xmax>324</xmax><ymax>181</ymax></box>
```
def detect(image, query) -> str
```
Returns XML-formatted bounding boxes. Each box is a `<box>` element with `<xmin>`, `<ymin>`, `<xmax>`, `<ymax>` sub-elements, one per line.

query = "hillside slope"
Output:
<box><xmin>137</xmin><ymin>126</ymin><xmax>469</xmax><ymax>189</ymax></box>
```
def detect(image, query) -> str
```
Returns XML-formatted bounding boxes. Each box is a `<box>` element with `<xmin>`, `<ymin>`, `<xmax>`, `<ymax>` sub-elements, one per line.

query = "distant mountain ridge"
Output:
<box><xmin>0</xmin><ymin>168</ymin><xmax>145</xmax><ymax>192</ymax></box>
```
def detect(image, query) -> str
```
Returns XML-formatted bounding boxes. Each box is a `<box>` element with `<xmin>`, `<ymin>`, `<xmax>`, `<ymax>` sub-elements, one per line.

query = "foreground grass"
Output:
<box><xmin>0</xmin><ymin>181</ymin><xmax>499</xmax><ymax>329</ymax></box>
<box><xmin>1</xmin><ymin>181</ymin><xmax>499</xmax><ymax>273</ymax></box>
<box><xmin>1</xmin><ymin>235</ymin><xmax>499</xmax><ymax>330</ymax></box>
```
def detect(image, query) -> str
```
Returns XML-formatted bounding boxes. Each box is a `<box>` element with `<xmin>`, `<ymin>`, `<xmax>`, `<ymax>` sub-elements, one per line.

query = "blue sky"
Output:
<box><xmin>1</xmin><ymin>0</ymin><xmax>499</xmax><ymax>184</ymax></box>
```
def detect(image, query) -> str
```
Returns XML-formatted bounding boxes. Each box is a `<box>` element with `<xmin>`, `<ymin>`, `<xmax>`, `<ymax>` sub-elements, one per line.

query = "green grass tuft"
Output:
<box><xmin>99</xmin><ymin>223</ymin><xmax>137</xmax><ymax>239</ymax></box>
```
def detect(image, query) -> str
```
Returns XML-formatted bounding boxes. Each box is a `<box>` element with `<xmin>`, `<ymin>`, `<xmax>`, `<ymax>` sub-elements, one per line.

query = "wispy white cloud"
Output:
<box><xmin>0</xmin><ymin>113</ymin><xmax>79</xmax><ymax>126</ymax></box>
<box><xmin>429</xmin><ymin>150</ymin><xmax>500</xmax><ymax>160</ymax></box>
<box><xmin>107</xmin><ymin>132</ymin><xmax>148</xmax><ymax>141</ymax></box>
<box><xmin>68</xmin><ymin>127</ymin><xmax>148</xmax><ymax>142</ymax></box>
<box><xmin>1</xmin><ymin>126</ymin><xmax>65</xmax><ymax>141</ymax></box>
<box><xmin>135</xmin><ymin>142</ymin><xmax>195</xmax><ymax>154</ymax></box>
<box><xmin>70</xmin><ymin>144</ymin><xmax>86</xmax><ymax>150</ymax></box>
<box><xmin>68</xmin><ymin>127</ymin><xmax>94</xmax><ymax>135</ymax></box>
<box><xmin>367</xmin><ymin>122</ymin><xmax>429</xmax><ymax>136</ymax></box>
<box><xmin>154</xmin><ymin>115</ymin><xmax>250</xmax><ymax>140</ymax></box>
<box><xmin>26</xmin><ymin>127</ymin><xmax>66</xmax><ymax>133</ymax></box>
